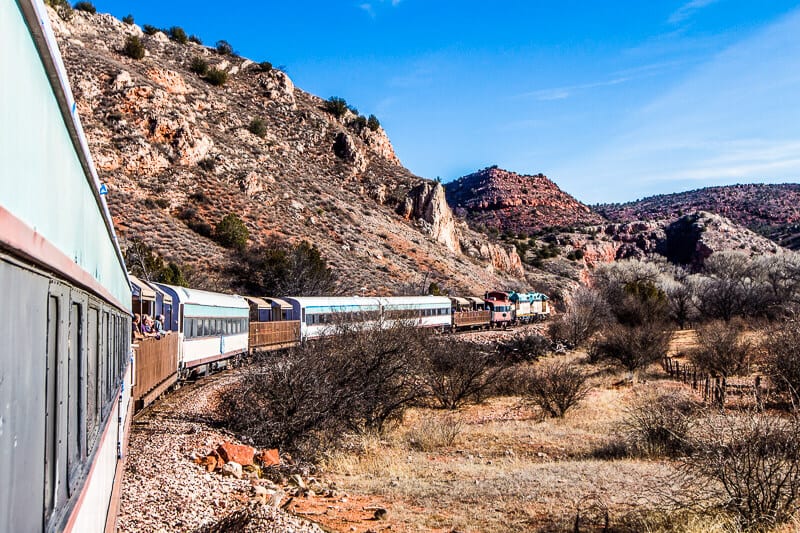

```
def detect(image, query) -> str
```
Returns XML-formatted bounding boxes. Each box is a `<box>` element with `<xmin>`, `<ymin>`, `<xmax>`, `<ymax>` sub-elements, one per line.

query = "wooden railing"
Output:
<box><xmin>453</xmin><ymin>310</ymin><xmax>491</xmax><ymax>328</ymax></box>
<box><xmin>133</xmin><ymin>333</ymin><xmax>180</xmax><ymax>410</ymax></box>
<box><xmin>249</xmin><ymin>320</ymin><xmax>301</xmax><ymax>351</ymax></box>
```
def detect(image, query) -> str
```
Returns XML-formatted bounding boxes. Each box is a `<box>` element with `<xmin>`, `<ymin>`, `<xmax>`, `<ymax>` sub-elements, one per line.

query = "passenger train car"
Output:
<box><xmin>155</xmin><ymin>284</ymin><xmax>249</xmax><ymax>374</ymax></box>
<box><xmin>1</xmin><ymin>1</ymin><xmax>133</xmax><ymax>531</ymax></box>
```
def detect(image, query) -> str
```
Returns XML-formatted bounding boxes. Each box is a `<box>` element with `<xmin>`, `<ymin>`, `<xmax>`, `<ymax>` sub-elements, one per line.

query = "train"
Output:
<box><xmin>0</xmin><ymin>2</ymin><xmax>549</xmax><ymax>531</ymax></box>
<box><xmin>2</xmin><ymin>1</ymin><xmax>133</xmax><ymax>532</ymax></box>
<box><xmin>129</xmin><ymin>282</ymin><xmax>550</xmax><ymax>413</ymax></box>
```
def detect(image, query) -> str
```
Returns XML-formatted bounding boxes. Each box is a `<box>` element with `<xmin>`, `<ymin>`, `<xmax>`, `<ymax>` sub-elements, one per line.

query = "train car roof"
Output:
<box><xmin>380</xmin><ymin>296</ymin><xmax>452</xmax><ymax>306</ymax></box>
<box><xmin>156</xmin><ymin>284</ymin><xmax>248</xmax><ymax>309</ymax></box>
<box><xmin>450</xmin><ymin>296</ymin><xmax>471</xmax><ymax>306</ymax></box>
<box><xmin>466</xmin><ymin>296</ymin><xmax>485</xmax><ymax>305</ymax></box>
<box><xmin>265</xmin><ymin>298</ymin><xmax>293</xmax><ymax>309</ymax></box>
<box><xmin>129</xmin><ymin>275</ymin><xmax>156</xmax><ymax>301</ymax></box>
<box><xmin>244</xmin><ymin>296</ymin><xmax>269</xmax><ymax>309</ymax></box>
<box><xmin>284</xmin><ymin>296</ymin><xmax>382</xmax><ymax>309</ymax></box>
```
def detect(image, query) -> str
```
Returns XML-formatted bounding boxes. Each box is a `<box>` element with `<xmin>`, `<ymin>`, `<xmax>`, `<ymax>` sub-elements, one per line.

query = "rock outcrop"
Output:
<box><xmin>445</xmin><ymin>166</ymin><xmax>603</xmax><ymax>234</ymax></box>
<box><xmin>595</xmin><ymin>183</ymin><xmax>800</xmax><ymax>251</ymax></box>
<box><xmin>399</xmin><ymin>182</ymin><xmax>461</xmax><ymax>254</ymax></box>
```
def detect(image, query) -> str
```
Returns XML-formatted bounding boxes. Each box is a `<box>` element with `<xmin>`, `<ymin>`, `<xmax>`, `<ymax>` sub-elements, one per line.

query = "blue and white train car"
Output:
<box><xmin>286</xmin><ymin>296</ymin><xmax>382</xmax><ymax>339</ymax></box>
<box><xmin>380</xmin><ymin>296</ymin><xmax>452</xmax><ymax>329</ymax></box>
<box><xmin>155</xmin><ymin>284</ymin><xmax>249</xmax><ymax>372</ymax></box>
<box><xmin>1</xmin><ymin>1</ymin><xmax>133</xmax><ymax>531</ymax></box>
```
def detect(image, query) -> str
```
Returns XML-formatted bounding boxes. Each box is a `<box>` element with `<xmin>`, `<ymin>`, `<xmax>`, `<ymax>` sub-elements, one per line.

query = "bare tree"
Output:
<box><xmin>548</xmin><ymin>287</ymin><xmax>610</xmax><ymax>348</ymax></box>
<box><xmin>694</xmin><ymin>251</ymin><xmax>768</xmax><ymax>322</ymax></box>
<box><xmin>764</xmin><ymin>320</ymin><xmax>800</xmax><ymax>406</ymax></box>
<box><xmin>622</xmin><ymin>387</ymin><xmax>698</xmax><ymax>457</ymax></box>
<box><xmin>519</xmin><ymin>361</ymin><xmax>590</xmax><ymax>418</ymax></box>
<box><xmin>683</xmin><ymin>412</ymin><xmax>800</xmax><ymax>529</ymax></box>
<box><xmin>423</xmin><ymin>339</ymin><xmax>507</xmax><ymax>409</ymax></box>
<box><xmin>219</xmin><ymin>322</ymin><xmax>429</xmax><ymax>455</ymax></box>
<box><xmin>592</xmin><ymin>323</ymin><xmax>672</xmax><ymax>377</ymax></box>
<box><xmin>689</xmin><ymin>320</ymin><xmax>752</xmax><ymax>378</ymax></box>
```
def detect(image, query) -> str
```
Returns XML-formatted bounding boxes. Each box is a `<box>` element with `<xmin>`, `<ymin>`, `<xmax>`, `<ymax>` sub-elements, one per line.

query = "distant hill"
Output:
<box><xmin>445</xmin><ymin>167</ymin><xmax>603</xmax><ymax>235</ymax></box>
<box><xmin>595</xmin><ymin>184</ymin><xmax>800</xmax><ymax>250</ymax></box>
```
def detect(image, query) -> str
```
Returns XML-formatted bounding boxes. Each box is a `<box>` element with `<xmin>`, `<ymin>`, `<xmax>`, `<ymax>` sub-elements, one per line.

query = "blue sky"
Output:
<box><xmin>88</xmin><ymin>1</ymin><xmax>800</xmax><ymax>203</ymax></box>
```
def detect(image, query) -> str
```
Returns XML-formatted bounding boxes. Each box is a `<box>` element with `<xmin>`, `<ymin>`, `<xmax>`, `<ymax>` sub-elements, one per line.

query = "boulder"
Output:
<box><xmin>255</xmin><ymin>448</ymin><xmax>280</xmax><ymax>467</ymax></box>
<box><xmin>221</xmin><ymin>461</ymin><xmax>243</xmax><ymax>479</ymax></box>
<box><xmin>217</xmin><ymin>442</ymin><xmax>256</xmax><ymax>466</ymax></box>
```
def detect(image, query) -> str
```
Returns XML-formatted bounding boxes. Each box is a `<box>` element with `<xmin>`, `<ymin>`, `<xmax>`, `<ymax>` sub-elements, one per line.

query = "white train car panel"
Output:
<box><xmin>380</xmin><ymin>296</ymin><xmax>452</xmax><ymax>329</ymax></box>
<box><xmin>286</xmin><ymin>297</ymin><xmax>382</xmax><ymax>339</ymax></box>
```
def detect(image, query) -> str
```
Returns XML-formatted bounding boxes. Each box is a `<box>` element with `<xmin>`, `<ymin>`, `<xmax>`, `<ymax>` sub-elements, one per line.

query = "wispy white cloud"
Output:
<box><xmin>358</xmin><ymin>0</ymin><xmax>402</xmax><ymax>18</ymax></box>
<box><xmin>526</xmin><ymin>77</ymin><xmax>630</xmax><ymax>101</ymax></box>
<box><xmin>517</xmin><ymin>60</ymin><xmax>685</xmax><ymax>102</ymax></box>
<box><xmin>551</xmin><ymin>8</ymin><xmax>800</xmax><ymax>202</ymax></box>
<box><xmin>668</xmin><ymin>0</ymin><xmax>719</xmax><ymax>25</ymax></box>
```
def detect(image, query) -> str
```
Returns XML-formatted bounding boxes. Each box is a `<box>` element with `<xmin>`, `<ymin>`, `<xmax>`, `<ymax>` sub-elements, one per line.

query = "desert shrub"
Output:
<box><xmin>215</xmin><ymin>39</ymin><xmax>234</xmax><ymax>55</ymax></box>
<box><xmin>188</xmin><ymin>35</ymin><xmax>202</xmax><ymax>45</ymax></box>
<box><xmin>168</xmin><ymin>26</ymin><xmax>188</xmax><ymax>44</ymax></box>
<box><xmin>258</xmin><ymin>61</ymin><xmax>273</xmax><ymax>72</ymax></box>
<box><xmin>73</xmin><ymin>1</ymin><xmax>96</xmax><ymax>13</ymax></box>
<box><xmin>124</xmin><ymin>238</ymin><xmax>187</xmax><ymax>286</ymax></box>
<box><xmin>205</xmin><ymin>68</ymin><xmax>228</xmax><ymax>86</ymax></box>
<box><xmin>423</xmin><ymin>339</ymin><xmax>508</xmax><ymax>409</ymax></box>
<box><xmin>154</xmin><ymin>197</ymin><xmax>169</xmax><ymax>209</ymax></box>
<box><xmin>764</xmin><ymin>320</ymin><xmax>800</xmax><ymax>405</ymax></box>
<box><xmin>122</xmin><ymin>35</ymin><xmax>145</xmax><ymax>60</ymax></box>
<box><xmin>248</xmin><ymin>118</ymin><xmax>268</xmax><ymax>138</ymax></box>
<box><xmin>189</xmin><ymin>56</ymin><xmax>208</xmax><ymax>75</ymax></box>
<box><xmin>498</xmin><ymin>332</ymin><xmax>550</xmax><ymax>363</ymax></box>
<box><xmin>367</xmin><ymin>114</ymin><xmax>381</xmax><ymax>131</ymax></box>
<box><xmin>324</xmin><ymin>96</ymin><xmax>357</xmax><ymax>118</ymax></box>
<box><xmin>593</xmin><ymin>259</ymin><xmax>669</xmax><ymax>326</ymax></box>
<box><xmin>592</xmin><ymin>323</ymin><xmax>672</xmax><ymax>376</ymax></box>
<box><xmin>519</xmin><ymin>361</ymin><xmax>590</xmax><ymax>418</ymax></box>
<box><xmin>548</xmin><ymin>287</ymin><xmax>609</xmax><ymax>348</ymax></box>
<box><xmin>236</xmin><ymin>237</ymin><xmax>337</xmax><ymax>296</ymax></box>
<box><xmin>623</xmin><ymin>387</ymin><xmax>698</xmax><ymax>457</ymax></box>
<box><xmin>406</xmin><ymin>414</ymin><xmax>463</xmax><ymax>451</ymax></box>
<box><xmin>142</xmin><ymin>24</ymin><xmax>158</xmax><ymax>35</ymax></box>
<box><xmin>219</xmin><ymin>323</ymin><xmax>429</xmax><ymax>455</ymax></box>
<box><xmin>689</xmin><ymin>320</ymin><xmax>751</xmax><ymax>377</ymax></box>
<box><xmin>351</xmin><ymin>115</ymin><xmax>367</xmax><ymax>129</ymax></box>
<box><xmin>214</xmin><ymin>213</ymin><xmax>249</xmax><ymax>251</ymax></box>
<box><xmin>122</xmin><ymin>14</ymin><xmax>134</xmax><ymax>24</ymax></box>
<box><xmin>187</xmin><ymin>219</ymin><xmax>212</xmax><ymax>238</ymax></box>
<box><xmin>684</xmin><ymin>412</ymin><xmax>800</xmax><ymax>529</ymax></box>
<box><xmin>188</xmin><ymin>190</ymin><xmax>209</xmax><ymax>203</ymax></box>
<box><xmin>197</xmin><ymin>157</ymin><xmax>215</xmax><ymax>172</ymax></box>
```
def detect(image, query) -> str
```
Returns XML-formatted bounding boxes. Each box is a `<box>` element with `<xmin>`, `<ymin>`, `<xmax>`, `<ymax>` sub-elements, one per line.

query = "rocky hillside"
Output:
<box><xmin>445</xmin><ymin>166</ymin><xmax>603</xmax><ymax>235</ymax></box>
<box><xmin>595</xmin><ymin>183</ymin><xmax>800</xmax><ymax>250</ymax></box>
<box><xmin>541</xmin><ymin>211</ymin><xmax>783</xmax><ymax>277</ymax></box>
<box><xmin>50</xmin><ymin>8</ymin><xmax>532</xmax><ymax>295</ymax></box>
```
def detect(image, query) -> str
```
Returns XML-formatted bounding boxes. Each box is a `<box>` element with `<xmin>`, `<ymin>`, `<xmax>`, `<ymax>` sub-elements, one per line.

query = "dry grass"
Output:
<box><xmin>320</xmin><ymin>364</ymin><xmax>686</xmax><ymax>532</ymax></box>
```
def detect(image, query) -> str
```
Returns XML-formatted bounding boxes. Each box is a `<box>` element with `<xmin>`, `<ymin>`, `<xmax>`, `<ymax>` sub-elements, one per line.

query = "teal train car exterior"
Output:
<box><xmin>0</xmin><ymin>1</ymin><xmax>133</xmax><ymax>532</ymax></box>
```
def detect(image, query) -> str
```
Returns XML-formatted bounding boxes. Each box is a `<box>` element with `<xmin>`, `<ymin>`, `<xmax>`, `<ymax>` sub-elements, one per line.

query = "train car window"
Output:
<box><xmin>44</xmin><ymin>294</ymin><xmax>62</xmax><ymax>525</ymax></box>
<box><xmin>87</xmin><ymin>307</ymin><xmax>100</xmax><ymax>451</ymax></box>
<box><xmin>67</xmin><ymin>303</ymin><xmax>83</xmax><ymax>495</ymax></box>
<box><xmin>104</xmin><ymin>311</ymin><xmax>111</xmax><ymax>405</ymax></box>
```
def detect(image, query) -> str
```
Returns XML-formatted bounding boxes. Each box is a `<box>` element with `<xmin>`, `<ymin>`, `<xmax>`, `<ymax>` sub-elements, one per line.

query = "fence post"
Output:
<box><xmin>755</xmin><ymin>376</ymin><xmax>763</xmax><ymax>411</ymax></box>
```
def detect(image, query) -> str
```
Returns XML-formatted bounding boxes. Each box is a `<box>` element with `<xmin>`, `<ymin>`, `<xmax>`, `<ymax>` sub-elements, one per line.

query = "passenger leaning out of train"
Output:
<box><xmin>132</xmin><ymin>313</ymin><xmax>144</xmax><ymax>342</ymax></box>
<box><xmin>140</xmin><ymin>314</ymin><xmax>157</xmax><ymax>338</ymax></box>
<box><xmin>153</xmin><ymin>314</ymin><xmax>167</xmax><ymax>337</ymax></box>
